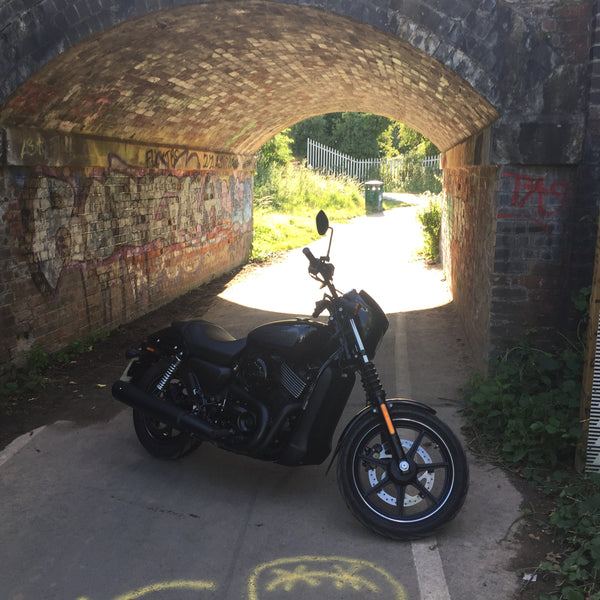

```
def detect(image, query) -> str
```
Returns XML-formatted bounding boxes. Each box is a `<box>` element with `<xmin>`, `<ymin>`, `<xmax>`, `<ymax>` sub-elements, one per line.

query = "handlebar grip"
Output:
<box><xmin>303</xmin><ymin>247</ymin><xmax>318</xmax><ymax>266</ymax></box>
<box><xmin>303</xmin><ymin>247</ymin><xmax>320</xmax><ymax>274</ymax></box>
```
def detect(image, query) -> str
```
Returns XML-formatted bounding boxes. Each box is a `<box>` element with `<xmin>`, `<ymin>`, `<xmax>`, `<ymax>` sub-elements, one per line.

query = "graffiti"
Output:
<box><xmin>75</xmin><ymin>556</ymin><xmax>407</xmax><ymax>599</ymax></box>
<box><xmin>249</xmin><ymin>557</ymin><xmax>407</xmax><ymax>599</ymax></box>
<box><xmin>17</xmin><ymin>169</ymin><xmax>252</xmax><ymax>297</ymax></box>
<box><xmin>74</xmin><ymin>88</ymin><xmax>121</xmax><ymax>123</ymax></box>
<box><xmin>143</xmin><ymin>148</ymin><xmax>241</xmax><ymax>171</ymax></box>
<box><xmin>499</xmin><ymin>171</ymin><xmax>568</xmax><ymax>230</ymax></box>
<box><xmin>76</xmin><ymin>580</ymin><xmax>216</xmax><ymax>600</ymax></box>
<box><xmin>20</xmin><ymin>135</ymin><xmax>46</xmax><ymax>160</ymax></box>
<box><xmin>4</xmin><ymin>81</ymin><xmax>58</xmax><ymax>114</ymax></box>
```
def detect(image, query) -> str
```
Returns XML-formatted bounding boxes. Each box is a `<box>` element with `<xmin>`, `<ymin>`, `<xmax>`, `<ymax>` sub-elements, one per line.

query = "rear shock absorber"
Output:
<box><xmin>156</xmin><ymin>355</ymin><xmax>182</xmax><ymax>392</ymax></box>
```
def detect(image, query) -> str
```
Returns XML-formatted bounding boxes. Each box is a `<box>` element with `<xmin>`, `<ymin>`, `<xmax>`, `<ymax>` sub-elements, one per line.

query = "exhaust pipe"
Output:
<box><xmin>112</xmin><ymin>380</ymin><xmax>230</xmax><ymax>440</ymax></box>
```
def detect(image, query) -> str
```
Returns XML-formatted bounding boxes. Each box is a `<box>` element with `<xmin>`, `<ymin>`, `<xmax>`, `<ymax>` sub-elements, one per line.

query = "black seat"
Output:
<box><xmin>172</xmin><ymin>320</ymin><xmax>246</xmax><ymax>365</ymax></box>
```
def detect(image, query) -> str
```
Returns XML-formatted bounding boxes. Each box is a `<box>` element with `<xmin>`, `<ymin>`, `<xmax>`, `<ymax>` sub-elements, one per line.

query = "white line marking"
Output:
<box><xmin>411</xmin><ymin>538</ymin><xmax>451</xmax><ymax>600</ymax></box>
<box><xmin>0</xmin><ymin>426</ymin><xmax>45</xmax><ymax>468</ymax></box>
<box><xmin>394</xmin><ymin>313</ymin><xmax>452</xmax><ymax>599</ymax></box>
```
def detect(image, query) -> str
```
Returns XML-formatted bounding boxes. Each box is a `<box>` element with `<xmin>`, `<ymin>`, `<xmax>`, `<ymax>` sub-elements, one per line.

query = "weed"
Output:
<box><xmin>462</xmin><ymin>324</ymin><xmax>600</xmax><ymax>598</ymax></box>
<box><xmin>1</xmin><ymin>330</ymin><xmax>111</xmax><ymax>405</ymax></box>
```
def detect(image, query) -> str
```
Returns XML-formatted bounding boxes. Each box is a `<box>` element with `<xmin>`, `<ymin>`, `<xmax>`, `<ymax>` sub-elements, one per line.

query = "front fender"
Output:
<box><xmin>326</xmin><ymin>398</ymin><xmax>436</xmax><ymax>474</ymax></box>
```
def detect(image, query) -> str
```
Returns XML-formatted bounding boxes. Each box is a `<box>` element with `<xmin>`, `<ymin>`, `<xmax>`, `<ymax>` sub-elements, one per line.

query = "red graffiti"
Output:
<box><xmin>499</xmin><ymin>171</ymin><xmax>568</xmax><ymax>230</ymax></box>
<box><xmin>74</xmin><ymin>88</ymin><xmax>121</xmax><ymax>121</ymax></box>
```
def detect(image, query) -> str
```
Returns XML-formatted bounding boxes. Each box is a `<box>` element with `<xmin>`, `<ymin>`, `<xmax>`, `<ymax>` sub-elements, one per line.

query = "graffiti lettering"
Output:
<box><xmin>142</xmin><ymin>148</ymin><xmax>241</xmax><ymax>172</ymax></box>
<box><xmin>20</xmin><ymin>136</ymin><xmax>46</xmax><ymax>160</ymax></box>
<box><xmin>499</xmin><ymin>171</ymin><xmax>568</xmax><ymax>230</ymax></box>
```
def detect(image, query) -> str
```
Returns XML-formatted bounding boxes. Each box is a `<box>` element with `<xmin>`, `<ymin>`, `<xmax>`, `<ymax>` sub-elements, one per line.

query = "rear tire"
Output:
<box><xmin>132</xmin><ymin>362</ymin><xmax>200</xmax><ymax>460</ymax></box>
<box><xmin>337</xmin><ymin>405</ymin><xmax>468</xmax><ymax>539</ymax></box>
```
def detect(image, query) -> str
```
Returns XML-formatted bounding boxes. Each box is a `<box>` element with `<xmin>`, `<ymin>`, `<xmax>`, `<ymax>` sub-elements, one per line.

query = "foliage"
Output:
<box><xmin>290</xmin><ymin>112</ymin><xmax>391</xmax><ymax>159</ymax></box>
<box><xmin>288</xmin><ymin>113</ymin><xmax>441</xmax><ymax>194</ymax></box>
<box><xmin>538</xmin><ymin>474</ymin><xmax>600</xmax><ymax>600</ymax></box>
<box><xmin>252</xmin><ymin>163</ymin><xmax>363</xmax><ymax>261</ymax></box>
<box><xmin>330</xmin><ymin>113</ymin><xmax>390</xmax><ymax>158</ymax></box>
<box><xmin>463</xmin><ymin>336</ymin><xmax>582</xmax><ymax>479</ymax></box>
<box><xmin>461</xmin><ymin>319</ymin><xmax>600</xmax><ymax>598</ymax></box>
<box><xmin>416</xmin><ymin>195</ymin><xmax>442</xmax><ymax>261</ymax></box>
<box><xmin>378</xmin><ymin>122</ymin><xmax>439</xmax><ymax>158</ymax></box>
<box><xmin>255</xmin><ymin>130</ymin><xmax>294</xmax><ymax>190</ymax></box>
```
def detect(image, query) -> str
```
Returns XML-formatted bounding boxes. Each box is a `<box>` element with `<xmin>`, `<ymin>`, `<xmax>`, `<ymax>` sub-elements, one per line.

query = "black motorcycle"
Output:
<box><xmin>112</xmin><ymin>210</ymin><xmax>468</xmax><ymax>539</ymax></box>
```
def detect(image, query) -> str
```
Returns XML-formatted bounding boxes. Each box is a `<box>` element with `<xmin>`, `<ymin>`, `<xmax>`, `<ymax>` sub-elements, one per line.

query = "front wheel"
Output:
<box><xmin>337</xmin><ymin>405</ymin><xmax>468</xmax><ymax>540</ymax></box>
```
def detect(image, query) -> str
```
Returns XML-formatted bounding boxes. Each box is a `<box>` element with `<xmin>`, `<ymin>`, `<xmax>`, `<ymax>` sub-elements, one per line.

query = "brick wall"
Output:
<box><xmin>442</xmin><ymin>132</ymin><xmax>587</xmax><ymax>368</ymax></box>
<box><xmin>441</xmin><ymin>134</ymin><xmax>498</xmax><ymax>368</ymax></box>
<box><xmin>0</xmin><ymin>130</ymin><xmax>254</xmax><ymax>373</ymax></box>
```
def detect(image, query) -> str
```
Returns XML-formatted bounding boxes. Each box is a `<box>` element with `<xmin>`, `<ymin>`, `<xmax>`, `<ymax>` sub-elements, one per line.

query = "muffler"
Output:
<box><xmin>112</xmin><ymin>380</ymin><xmax>229</xmax><ymax>439</ymax></box>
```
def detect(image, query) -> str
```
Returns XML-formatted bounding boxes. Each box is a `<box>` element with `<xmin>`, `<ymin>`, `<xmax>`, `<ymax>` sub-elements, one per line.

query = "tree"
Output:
<box><xmin>378</xmin><ymin>122</ymin><xmax>439</xmax><ymax>157</ymax></box>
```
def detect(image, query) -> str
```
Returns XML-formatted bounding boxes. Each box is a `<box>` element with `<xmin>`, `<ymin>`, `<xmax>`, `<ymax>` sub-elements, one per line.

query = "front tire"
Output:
<box><xmin>337</xmin><ymin>405</ymin><xmax>468</xmax><ymax>540</ymax></box>
<box><xmin>132</xmin><ymin>362</ymin><xmax>199</xmax><ymax>460</ymax></box>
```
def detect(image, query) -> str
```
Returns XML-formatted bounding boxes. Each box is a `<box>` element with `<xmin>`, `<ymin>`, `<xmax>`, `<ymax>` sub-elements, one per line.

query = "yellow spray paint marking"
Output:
<box><xmin>112</xmin><ymin>580</ymin><xmax>216</xmax><ymax>599</ymax></box>
<box><xmin>248</xmin><ymin>556</ymin><xmax>407</xmax><ymax>599</ymax></box>
<box><xmin>75</xmin><ymin>556</ymin><xmax>407</xmax><ymax>599</ymax></box>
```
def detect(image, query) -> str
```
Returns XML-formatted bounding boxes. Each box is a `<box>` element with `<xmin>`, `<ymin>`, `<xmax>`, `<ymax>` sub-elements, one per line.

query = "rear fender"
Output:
<box><xmin>121</xmin><ymin>326</ymin><xmax>185</xmax><ymax>383</ymax></box>
<box><xmin>326</xmin><ymin>398</ymin><xmax>436</xmax><ymax>474</ymax></box>
<box><xmin>145</xmin><ymin>326</ymin><xmax>186</xmax><ymax>356</ymax></box>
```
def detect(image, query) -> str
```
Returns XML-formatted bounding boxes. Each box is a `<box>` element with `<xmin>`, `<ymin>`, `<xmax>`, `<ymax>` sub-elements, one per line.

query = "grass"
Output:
<box><xmin>252</xmin><ymin>164</ymin><xmax>365</xmax><ymax>261</ymax></box>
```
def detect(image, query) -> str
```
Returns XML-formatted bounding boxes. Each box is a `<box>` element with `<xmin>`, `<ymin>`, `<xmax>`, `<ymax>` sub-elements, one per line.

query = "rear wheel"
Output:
<box><xmin>337</xmin><ymin>405</ymin><xmax>468</xmax><ymax>539</ymax></box>
<box><xmin>132</xmin><ymin>362</ymin><xmax>200</xmax><ymax>460</ymax></box>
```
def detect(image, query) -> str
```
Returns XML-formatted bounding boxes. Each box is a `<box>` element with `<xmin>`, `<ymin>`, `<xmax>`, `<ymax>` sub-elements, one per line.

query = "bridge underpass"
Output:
<box><xmin>0</xmin><ymin>0</ymin><xmax>597</xmax><ymax>375</ymax></box>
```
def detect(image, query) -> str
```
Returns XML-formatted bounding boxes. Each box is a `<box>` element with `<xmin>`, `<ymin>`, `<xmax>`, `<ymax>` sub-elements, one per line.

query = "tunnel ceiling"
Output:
<box><xmin>0</xmin><ymin>0</ymin><xmax>498</xmax><ymax>155</ymax></box>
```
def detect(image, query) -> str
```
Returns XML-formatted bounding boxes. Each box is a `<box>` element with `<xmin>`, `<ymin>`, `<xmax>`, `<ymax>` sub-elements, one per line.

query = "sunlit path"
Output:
<box><xmin>219</xmin><ymin>202</ymin><xmax>451</xmax><ymax>316</ymax></box>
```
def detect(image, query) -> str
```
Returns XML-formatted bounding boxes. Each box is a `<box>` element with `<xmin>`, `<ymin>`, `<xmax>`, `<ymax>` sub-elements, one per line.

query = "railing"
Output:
<box><xmin>306</xmin><ymin>138</ymin><xmax>440</xmax><ymax>182</ymax></box>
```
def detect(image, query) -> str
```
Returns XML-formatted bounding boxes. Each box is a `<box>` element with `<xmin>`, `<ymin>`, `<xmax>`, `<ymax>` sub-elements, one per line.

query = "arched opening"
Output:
<box><xmin>0</xmin><ymin>1</ymin><xmax>497</xmax><ymax>154</ymax></box>
<box><xmin>0</xmin><ymin>0</ymin><xmax>498</xmax><ymax>370</ymax></box>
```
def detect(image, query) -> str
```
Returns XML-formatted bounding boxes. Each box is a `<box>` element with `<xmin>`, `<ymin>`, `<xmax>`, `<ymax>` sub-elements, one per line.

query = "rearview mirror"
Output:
<box><xmin>316</xmin><ymin>210</ymin><xmax>329</xmax><ymax>236</ymax></box>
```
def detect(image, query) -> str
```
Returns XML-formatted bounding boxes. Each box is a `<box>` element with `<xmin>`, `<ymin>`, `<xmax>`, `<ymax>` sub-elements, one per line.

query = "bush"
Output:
<box><xmin>463</xmin><ymin>337</ymin><xmax>582</xmax><ymax>479</ymax></box>
<box><xmin>416</xmin><ymin>195</ymin><xmax>441</xmax><ymax>262</ymax></box>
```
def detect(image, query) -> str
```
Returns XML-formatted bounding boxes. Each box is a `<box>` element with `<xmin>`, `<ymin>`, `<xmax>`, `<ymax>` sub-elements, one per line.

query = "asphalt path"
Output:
<box><xmin>0</xmin><ymin>203</ymin><xmax>523</xmax><ymax>600</ymax></box>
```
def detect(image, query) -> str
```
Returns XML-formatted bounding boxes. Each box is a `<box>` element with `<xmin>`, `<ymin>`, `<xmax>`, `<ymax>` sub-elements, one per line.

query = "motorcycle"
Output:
<box><xmin>112</xmin><ymin>210</ymin><xmax>468</xmax><ymax>539</ymax></box>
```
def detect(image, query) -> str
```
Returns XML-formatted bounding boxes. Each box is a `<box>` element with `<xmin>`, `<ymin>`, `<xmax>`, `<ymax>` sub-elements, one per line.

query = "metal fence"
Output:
<box><xmin>306</xmin><ymin>138</ymin><xmax>440</xmax><ymax>182</ymax></box>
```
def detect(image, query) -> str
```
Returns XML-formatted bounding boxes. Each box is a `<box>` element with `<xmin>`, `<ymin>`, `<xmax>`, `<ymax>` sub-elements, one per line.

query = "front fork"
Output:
<box><xmin>349</xmin><ymin>319</ymin><xmax>410</xmax><ymax>469</ymax></box>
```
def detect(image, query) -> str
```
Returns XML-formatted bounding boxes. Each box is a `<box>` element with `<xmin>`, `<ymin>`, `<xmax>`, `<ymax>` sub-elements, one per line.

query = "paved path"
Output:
<box><xmin>0</xmin><ymin>206</ymin><xmax>523</xmax><ymax>600</ymax></box>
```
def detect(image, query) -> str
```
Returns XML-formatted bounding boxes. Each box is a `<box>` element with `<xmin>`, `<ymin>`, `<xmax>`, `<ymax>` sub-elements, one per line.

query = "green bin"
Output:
<box><xmin>365</xmin><ymin>180</ymin><xmax>383</xmax><ymax>213</ymax></box>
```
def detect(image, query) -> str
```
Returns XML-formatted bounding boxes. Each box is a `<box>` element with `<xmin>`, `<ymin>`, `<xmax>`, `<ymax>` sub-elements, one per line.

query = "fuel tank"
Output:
<box><xmin>247</xmin><ymin>318</ymin><xmax>331</xmax><ymax>361</ymax></box>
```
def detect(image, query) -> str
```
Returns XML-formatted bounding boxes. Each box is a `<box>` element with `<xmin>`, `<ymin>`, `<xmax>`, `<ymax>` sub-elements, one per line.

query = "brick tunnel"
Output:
<box><xmin>1</xmin><ymin>0</ymin><xmax>598</xmax><ymax>373</ymax></box>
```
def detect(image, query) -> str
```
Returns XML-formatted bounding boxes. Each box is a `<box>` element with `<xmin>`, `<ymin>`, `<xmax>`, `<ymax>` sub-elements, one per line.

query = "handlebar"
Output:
<box><xmin>303</xmin><ymin>247</ymin><xmax>334</xmax><ymax>281</ymax></box>
<box><xmin>302</xmin><ymin>247</ymin><xmax>321</xmax><ymax>274</ymax></box>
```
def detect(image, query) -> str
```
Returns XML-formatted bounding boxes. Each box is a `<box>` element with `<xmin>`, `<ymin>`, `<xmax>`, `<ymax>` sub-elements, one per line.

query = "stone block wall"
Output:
<box><xmin>0</xmin><ymin>129</ymin><xmax>254</xmax><ymax>374</ymax></box>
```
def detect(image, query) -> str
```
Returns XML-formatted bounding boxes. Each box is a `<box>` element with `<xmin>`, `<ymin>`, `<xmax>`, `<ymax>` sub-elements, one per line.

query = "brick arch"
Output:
<box><xmin>1</xmin><ymin>0</ymin><xmax>596</xmax><ymax>374</ymax></box>
<box><xmin>0</xmin><ymin>0</ymin><xmax>498</xmax><ymax>155</ymax></box>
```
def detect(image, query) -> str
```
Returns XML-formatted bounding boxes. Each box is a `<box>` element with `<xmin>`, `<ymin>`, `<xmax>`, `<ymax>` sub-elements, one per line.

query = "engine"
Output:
<box><xmin>189</xmin><ymin>352</ymin><xmax>314</xmax><ymax>454</ymax></box>
<box><xmin>242</xmin><ymin>353</ymin><xmax>309</xmax><ymax>402</ymax></box>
